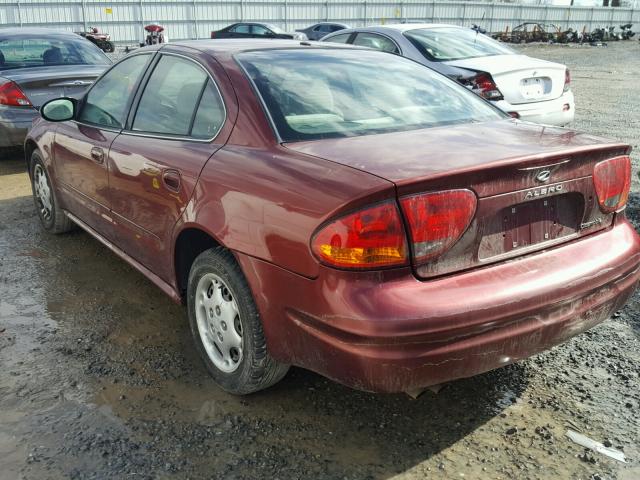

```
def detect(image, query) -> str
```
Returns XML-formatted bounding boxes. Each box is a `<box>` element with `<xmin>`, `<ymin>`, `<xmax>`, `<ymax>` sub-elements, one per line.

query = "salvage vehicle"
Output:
<box><xmin>75</xmin><ymin>27</ymin><xmax>115</xmax><ymax>53</ymax></box>
<box><xmin>0</xmin><ymin>27</ymin><xmax>111</xmax><ymax>152</ymax></box>
<box><xmin>210</xmin><ymin>23</ymin><xmax>306</xmax><ymax>40</ymax></box>
<box><xmin>295</xmin><ymin>22</ymin><xmax>350</xmax><ymax>41</ymax></box>
<box><xmin>321</xmin><ymin>24</ymin><xmax>575</xmax><ymax>126</ymax></box>
<box><xmin>26</xmin><ymin>40</ymin><xmax>639</xmax><ymax>395</ymax></box>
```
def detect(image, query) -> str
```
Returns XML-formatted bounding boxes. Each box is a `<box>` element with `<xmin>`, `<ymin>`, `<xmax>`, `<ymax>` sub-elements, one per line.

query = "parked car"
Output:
<box><xmin>0</xmin><ymin>28</ymin><xmax>111</xmax><ymax>152</ymax></box>
<box><xmin>210</xmin><ymin>23</ymin><xmax>306</xmax><ymax>40</ymax></box>
<box><xmin>295</xmin><ymin>22</ymin><xmax>349</xmax><ymax>41</ymax></box>
<box><xmin>27</xmin><ymin>40</ymin><xmax>638</xmax><ymax>395</ymax></box>
<box><xmin>321</xmin><ymin>24</ymin><xmax>575</xmax><ymax>126</ymax></box>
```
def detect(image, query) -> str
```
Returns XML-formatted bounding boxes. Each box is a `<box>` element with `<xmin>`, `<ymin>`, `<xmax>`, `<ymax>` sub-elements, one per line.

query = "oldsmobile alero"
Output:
<box><xmin>26</xmin><ymin>40</ymin><xmax>640</xmax><ymax>394</ymax></box>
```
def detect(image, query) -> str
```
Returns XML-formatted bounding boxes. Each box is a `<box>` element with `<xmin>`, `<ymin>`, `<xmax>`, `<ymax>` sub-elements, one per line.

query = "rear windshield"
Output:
<box><xmin>404</xmin><ymin>27</ymin><xmax>515</xmax><ymax>61</ymax></box>
<box><xmin>237</xmin><ymin>49</ymin><xmax>505</xmax><ymax>142</ymax></box>
<box><xmin>0</xmin><ymin>36</ymin><xmax>110</xmax><ymax>70</ymax></box>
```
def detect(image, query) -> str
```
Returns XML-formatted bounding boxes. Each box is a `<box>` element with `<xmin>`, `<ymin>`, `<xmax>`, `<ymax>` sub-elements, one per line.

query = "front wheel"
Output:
<box><xmin>30</xmin><ymin>150</ymin><xmax>74</xmax><ymax>234</ymax></box>
<box><xmin>187</xmin><ymin>247</ymin><xmax>289</xmax><ymax>394</ymax></box>
<box><xmin>102</xmin><ymin>41</ymin><xmax>115</xmax><ymax>53</ymax></box>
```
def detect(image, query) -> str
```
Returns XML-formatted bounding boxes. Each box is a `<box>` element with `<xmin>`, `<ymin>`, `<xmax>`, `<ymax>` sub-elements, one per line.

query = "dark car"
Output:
<box><xmin>295</xmin><ymin>22</ymin><xmax>349</xmax><ymax>41</ymax></box>
<box><xmin>210</xmin><ymin>23</ymin><xmax>306</xmax><ymax>40</ymax></box>
<box><xmin>0</xmin><ymin>28</ymin><xmax>111</xmax><ymax>152</ymax></box>
<box><xmin>26</xmin><ymin>40</ymin><xmax>639</xmax><ymax>395</ymax></box>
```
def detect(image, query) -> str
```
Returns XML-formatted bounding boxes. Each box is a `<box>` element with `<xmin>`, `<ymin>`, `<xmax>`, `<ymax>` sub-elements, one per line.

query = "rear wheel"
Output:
<box><xmin>102</xmin><ymin>41</ymin><xmax>115</xmax><ymax>53</ymax></box>
<box><xmin>30</xmin><ymin>150</ymin><xmax>74</xmax><ymax>234</ymax></box>
<box><xmin>187</xmin><ymin>247</ymin><xmax>289</xmax><ymax>394</ymax></box>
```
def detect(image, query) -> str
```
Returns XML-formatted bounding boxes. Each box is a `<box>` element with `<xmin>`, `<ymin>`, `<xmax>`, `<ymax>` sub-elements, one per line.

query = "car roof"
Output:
<box><xmin>169</xmin><ymin>39</ymin><xmax>361</xmax><ymax>55</ymax></box>
<box><xmin>334</xmin><ymin>23</ymin><xmax>462</xmax><ymax>34</ymax></box>
<box><xmin>0</xmin><ymin>27</ymin><xmax>81</xmax><ymax>38</ymax></box>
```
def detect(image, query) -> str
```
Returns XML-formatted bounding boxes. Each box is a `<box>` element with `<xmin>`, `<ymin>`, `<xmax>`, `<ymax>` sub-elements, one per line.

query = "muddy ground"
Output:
<box><xmin>1</xmin><ymin>41</ymin><xmax>639</xmax><ymax>480</ymax></box>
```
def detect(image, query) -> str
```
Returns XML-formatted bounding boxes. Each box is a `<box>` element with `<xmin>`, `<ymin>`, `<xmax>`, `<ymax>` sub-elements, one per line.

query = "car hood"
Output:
<box><xmin>283</xmin><ymin>120</ymin><xmax>624</xmax><ymax>186</ymax></box>
<box><xmin>444</xmin><ymin>54</ymin><xmax>564</xmax><ymax>75</ymax></box>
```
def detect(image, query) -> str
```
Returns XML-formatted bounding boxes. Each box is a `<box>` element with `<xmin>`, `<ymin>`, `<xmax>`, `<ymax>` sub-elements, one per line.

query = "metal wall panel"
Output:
<box><xmin>0</xmin><ymin>0</ymin><xmax>635</xmax><ymax>43</ymax></box>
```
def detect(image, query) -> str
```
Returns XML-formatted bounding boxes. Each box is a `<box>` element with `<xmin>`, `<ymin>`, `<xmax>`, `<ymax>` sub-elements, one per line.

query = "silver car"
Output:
<box><xmin>295</xmin><ymin>22</ymin><xmax>350</xmax><ymax>41</ymax></box>
<box><xmin>0</xmin><ymin>27</ymin><xmax>111</xmax><ymax>152</ymax></box>
<box><xmin>321</xmin><ymin>24</ymin><xmax>574</xmax><ymax>126</ymax></box>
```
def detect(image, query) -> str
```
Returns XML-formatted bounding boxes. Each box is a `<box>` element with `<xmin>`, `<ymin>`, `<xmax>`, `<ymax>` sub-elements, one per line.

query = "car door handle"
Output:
<box><xmin>162</xmin><ymin>169</ymin><xmax>181</xmax><ymax>193</ymax></box>
<box><xmin>90</xmin><ymin>147</ymin><xmax>104</xmax><ymax>164</ymax></box>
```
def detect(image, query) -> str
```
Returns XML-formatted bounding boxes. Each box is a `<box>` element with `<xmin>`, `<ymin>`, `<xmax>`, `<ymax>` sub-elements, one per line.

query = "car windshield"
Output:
<box><xmin>404</xmin><ymin>27</ymin><xmax>515</xmax><ymax>61</ymax></box>
<box><xmin>237</xmin><ymin>49</ymin><xmax>505</xmax><ymax>142</ymax></box>
<box><xmin>0</xmin><ymin>36</ymin><xmax>110</xmax><ymax>70</ymax></box>
<box><xmin>264</xmin><ymin>24</ymin><xmax>286</xmax><ymax>34</ymax></box>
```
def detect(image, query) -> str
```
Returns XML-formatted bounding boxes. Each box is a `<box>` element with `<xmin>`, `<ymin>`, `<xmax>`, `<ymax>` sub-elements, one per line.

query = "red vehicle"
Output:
<box><xmin>26</xmin><ymin>40</ymin><xmax>640</xmax><ymax>395</ymax></box>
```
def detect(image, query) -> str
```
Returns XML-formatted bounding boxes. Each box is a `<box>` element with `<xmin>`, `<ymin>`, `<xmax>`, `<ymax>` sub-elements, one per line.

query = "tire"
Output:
<box><xmin>30</xmin><ymin>150</ymin><xmax>74</xmax><ymax>234</ymax></box>
<box><xmin>103</xmin><ymin>41</ymin><xmax>115</xmax><ymax>53</ymax></box>
<box><xmin>187</xmin><ymin>247</ymin><xmax>289</xmax><ymax>394</ymax></box>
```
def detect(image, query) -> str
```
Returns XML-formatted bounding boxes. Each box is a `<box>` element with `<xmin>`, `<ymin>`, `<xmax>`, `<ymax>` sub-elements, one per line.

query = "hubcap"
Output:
<box><xmin>33</xmin><ymin>164</ymin><xmax>53</xmax><ymax>221</ymax></box>
<box><xmin>195</xmin><ymin>273</ymin><xmax>244</xmax><ymax>373</ymax></box>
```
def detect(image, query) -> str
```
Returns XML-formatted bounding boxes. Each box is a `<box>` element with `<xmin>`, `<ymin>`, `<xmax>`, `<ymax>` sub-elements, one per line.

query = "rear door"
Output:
<box><xmin>53</xmin><ymin>52</ymin><xmax>153</xmax><ymax>234</ymax></box>
<box><xmin>107</xmin><ymin>51</ymin><xmax>235</xmax><ymax>282</ymax></box>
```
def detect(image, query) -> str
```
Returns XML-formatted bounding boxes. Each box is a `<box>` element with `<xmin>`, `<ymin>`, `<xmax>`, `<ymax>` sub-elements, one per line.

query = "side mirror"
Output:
<box><xmin>41</xmin><ymin>97</ymin><xmax>76</xmax><ymax>122</ymax></box>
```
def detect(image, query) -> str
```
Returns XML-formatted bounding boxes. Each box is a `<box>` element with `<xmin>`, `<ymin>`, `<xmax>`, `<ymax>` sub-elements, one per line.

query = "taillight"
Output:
<box><xmin>468</xmin><ymin>72</ymin><xmax>503</xmax><ymax>101</ymax></box>
<box><xmin>564</xmin><ymin>68</ymin><xmax>571</xmax><ymax>92</ymax></box>
<box><xmin>210</xmin><ymin>32</ymin><xmax>216</xmax><ymax>39</ymax></box>
<box><xmin>311</xmin><ymin>201</ymin><xmax>408</xmax><ymax>269</ymax></box>
<box><xmin>400</xmin><ymin>189</ymin><xmax>477</xmax><ymax>264</ymax></box>
<box><xmin>593</xmin><ymin>155</ymin><xmax>631</xmax><ymax>213</ymax></box>
<box><xmin>0</xmin><ymin>80</ymin><xmax>32</xmax><ymax>107</ymax></box>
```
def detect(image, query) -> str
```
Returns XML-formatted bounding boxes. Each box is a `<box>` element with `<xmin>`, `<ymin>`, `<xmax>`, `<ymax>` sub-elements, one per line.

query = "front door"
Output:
<box><xmin>107</xmin><ymin>52</ymin><xmax>233</xmax><ymax>282</ymax></box>
<box><xmin>54</xmin><ymin>53</ymin><xmax>152</xmax><ymax>233</ymax></box>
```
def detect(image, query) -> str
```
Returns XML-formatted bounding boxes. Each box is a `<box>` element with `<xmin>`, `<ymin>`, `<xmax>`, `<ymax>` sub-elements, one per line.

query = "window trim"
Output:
<box><xmin>122</xmin><ymin>51</ymin><xmax>227</xmax><ymax>143</ymax></box>
<box><xmin>74</xmin><ymin>51</ymin><xmax>156</xmax><ymax>132</ymax></box>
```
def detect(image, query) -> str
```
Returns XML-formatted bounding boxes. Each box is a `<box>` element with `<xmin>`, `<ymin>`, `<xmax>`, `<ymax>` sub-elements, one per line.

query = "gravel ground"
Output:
<box><xmin>1</xmin><ymin>41</ymin><xmax>639</xmax><ymax>480</ymax></box>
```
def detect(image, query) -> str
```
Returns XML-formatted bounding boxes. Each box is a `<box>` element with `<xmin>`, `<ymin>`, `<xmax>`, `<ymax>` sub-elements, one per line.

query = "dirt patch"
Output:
<box><xmin>1</xmin><ymin>42</ymin><xmax>639</xmax><ymax>480</ymax></box>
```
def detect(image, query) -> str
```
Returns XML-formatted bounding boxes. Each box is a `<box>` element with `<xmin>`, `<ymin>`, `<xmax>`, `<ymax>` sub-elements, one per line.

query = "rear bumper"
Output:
<box><xmin>237</xmin><ymin>217</ymin><xmax>640</xmax><ymax>393</ymax></box>
<box><xmin>0</xmin><ymin>107</ymin><xmax>38</xmax><ymax>148</ymax></box>
<box><xmin>494</xmin><ymin>90</ymin><xmax>575</xmax><ymax>127</ymax></box>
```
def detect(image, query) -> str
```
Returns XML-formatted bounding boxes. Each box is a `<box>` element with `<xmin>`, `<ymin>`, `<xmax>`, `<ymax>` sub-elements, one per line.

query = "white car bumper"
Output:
<box><xmin>493</xmin><ymin>90</ymin><xmax>575</xmax><ymax>127</ymax></box>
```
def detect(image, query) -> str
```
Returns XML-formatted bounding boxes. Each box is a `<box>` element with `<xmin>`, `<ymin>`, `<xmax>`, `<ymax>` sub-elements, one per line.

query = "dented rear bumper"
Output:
<box><xmin>237</xmin><ymin>216</ymin><xmax>640</xmax><ymax>393</ymax></box>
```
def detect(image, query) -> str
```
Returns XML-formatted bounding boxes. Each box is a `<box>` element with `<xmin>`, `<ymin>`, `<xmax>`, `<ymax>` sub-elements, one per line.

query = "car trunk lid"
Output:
<box><xmin>0</xmin><ymin>65</ymin><xmax>106</xmax><ymax>107</ymax></box>
<box><xmin>284</xmin><ymin>120</ymin><xmax>630</xmax><ymax>278</ymax></box>
<box><xmin>445</xmin><ymin>54</ymin><xmax>567</xmax><ymax>104</ymax></box>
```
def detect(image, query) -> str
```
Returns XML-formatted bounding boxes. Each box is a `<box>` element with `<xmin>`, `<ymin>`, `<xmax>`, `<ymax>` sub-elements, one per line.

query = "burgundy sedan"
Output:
<box><xmin>26</xmin><ymin>40</ymin><xmax>639</xmax><ymax>395</ymax></box>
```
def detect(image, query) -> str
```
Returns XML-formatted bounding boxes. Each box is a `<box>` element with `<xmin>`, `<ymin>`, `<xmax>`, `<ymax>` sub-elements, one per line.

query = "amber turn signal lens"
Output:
<box><xmin>311</xmin><ymin>201</ymin><xmax>408</xmax><ymax>269</ymax></box>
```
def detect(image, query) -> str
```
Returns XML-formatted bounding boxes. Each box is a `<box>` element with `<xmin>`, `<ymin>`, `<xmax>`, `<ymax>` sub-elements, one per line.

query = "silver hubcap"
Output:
<box><xmin>33</xmin><ymin>164</ymin><xmax>52</xmax><ymax>221</ymax></box>
<box><xmin>195</xmin><ymin>274</ymin><xmax>244</xmax><ymax>373</ymax></box>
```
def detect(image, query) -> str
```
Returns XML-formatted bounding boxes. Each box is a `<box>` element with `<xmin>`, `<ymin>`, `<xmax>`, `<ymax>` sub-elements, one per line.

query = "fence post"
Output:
<box><xmin>363</xmin><ymin>0</ymin><xmax>367</xmax><ymax>26</ymax></box>
<box><xmin>325</xmin><ymin>0</ymin><xmax>328</xmax><ymax>21</ymax></box>
<box><xmin>431</xmin><ymin>0</ymin><xmax>435</xmax><ymax>22</ymax></box>
<box><xmin>489</xmin><ymin>2</ymin><xmax>494</xmax><ymax>34</ymax></box>
<box><xmin>16</xmin><ymin>0</ymin><xmax>22</xmax><ymax>27</ymax></box>
<box><xmin>284</xmin><ymin>0</ymin><xmax>288</xmax><ymax>30</ymax></box>
<box><xmin>193</xmin><ymin>0</ymin><xmax>198</xmax><ymax>39</ymax></box>
<box><xmin>590</xmin><ymin>7</ymin><xmax>594</xmax><ymax>31</ymax></box>
<box><xmin>567</xmin><ymin>6</ymin><xmax>571</xmax><ymax>29</ymax></box>
<box><xmin>139</xmin><ymin>0</ymin><xmax>145</xmax><ymax>42</ymax></box>
<box><xmin>609</xmin><ymin>4</ymin><xmax>614</xmax><ymax>27</ymax></box>
<box><xmin>461</xmin><ymin>1</ymin><xmax>466</xmax><ymax>26</ymax></box>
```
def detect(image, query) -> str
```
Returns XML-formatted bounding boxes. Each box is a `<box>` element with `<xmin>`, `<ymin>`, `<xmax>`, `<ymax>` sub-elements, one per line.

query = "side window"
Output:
<box><xmin>353</xmin><ymin>33</ymin><xmax>399</xmax><ymax>54</ymax></box>
<box><xmin>191</xmin><ymin>80</ymin><xmax>226</xmax><ymax>139</ymax></box>
<box><xmin>330</xmin><ymin>25</ymin><xmax>344</xmax><ymax>32</ymax></box>
<box><xmin>78</xmin><ymin>54</ymin><xmax>149</xmax><ymax>128</ymax></box>
<box><xmin>231</xmin><ymin>24</ymin><xmax>251</xmax><ymax>34</ymax></box>
<box><xmin>132</xmin><ymin>55</ymin><xmax>208</xmax><ymax>136</ymax></box>
<box><xmin>251</xmin><ymin>25</ymin><xmax>271</xmax><ymax>36</ymax></box>
<box><xmin>324</xmin><ymin>33</ymin><xmax>352</xmax><ymax>44</ymax></box>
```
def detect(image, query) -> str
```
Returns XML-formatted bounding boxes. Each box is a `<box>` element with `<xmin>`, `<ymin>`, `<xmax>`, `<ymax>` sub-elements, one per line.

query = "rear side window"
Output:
<box><xmin>133</xmin><ymin>55</ymin><xmax>225</xmax><ymax>139</ymax></box>
<box><xmin>78</xmin><ymin>53</ymin><xmax>149</xmax><ymax>129</ymax></box>
<box><xmin>0</xmin><ymin>36</ymin><xmax>110</xmax><ymax>70</ymax></box>
<box><xmin>323</xmin><ymin>33</ymin><xmax>351</xmax><ymax>44</ymax></box>
<box><xmin>251</xmin><ymin>25</ymin><xmax>271</xmax><ymax>36</ymax></box>
<box><xmin>404</xmin><ymin>27</ymin><xmax>515</xmax><ymax>61</ymax></box>
<box><xmin>133</xmin><ymin>55</ymin><xmax>206</xmax><ymax>136</ymax></box>
<box><xmin>353</xmin><ymin>33</ymin><xmax>399</xmax><ymax>54</ymax></box>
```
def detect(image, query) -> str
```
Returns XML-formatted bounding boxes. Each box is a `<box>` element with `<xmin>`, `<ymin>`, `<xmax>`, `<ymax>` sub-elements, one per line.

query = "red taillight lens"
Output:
<box><xmin>469</xmin><ymin>72</ymin><xmax>503</xmax><ymax>101</ymax></box>
<box><xmin>0</xmin><ymin>80</ymin><xmax>32</xmax><ymax>107</ymax></box>
<box><xmin>400</xmin><ymin>189</ymin><xmax>477</xmax><ymax>264</ymax></box>
<box><xmin>564</xmin><ymin>68</ymin><xmax>571</xmax><ymax>92</ymax></box>
<box><xmin>311</xmin><ymin>201</ymin><xmax>408</xmax><ymax>269</ymax></box>
<box><xmin>593</xmin><ymin>155</ymin><xmax>631</xmax><ymax>213</ymax></box>
<box><xmin>210</xmin><ymin>32</ymin><xmax>216</xmax><ymax>38</ymax></box>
